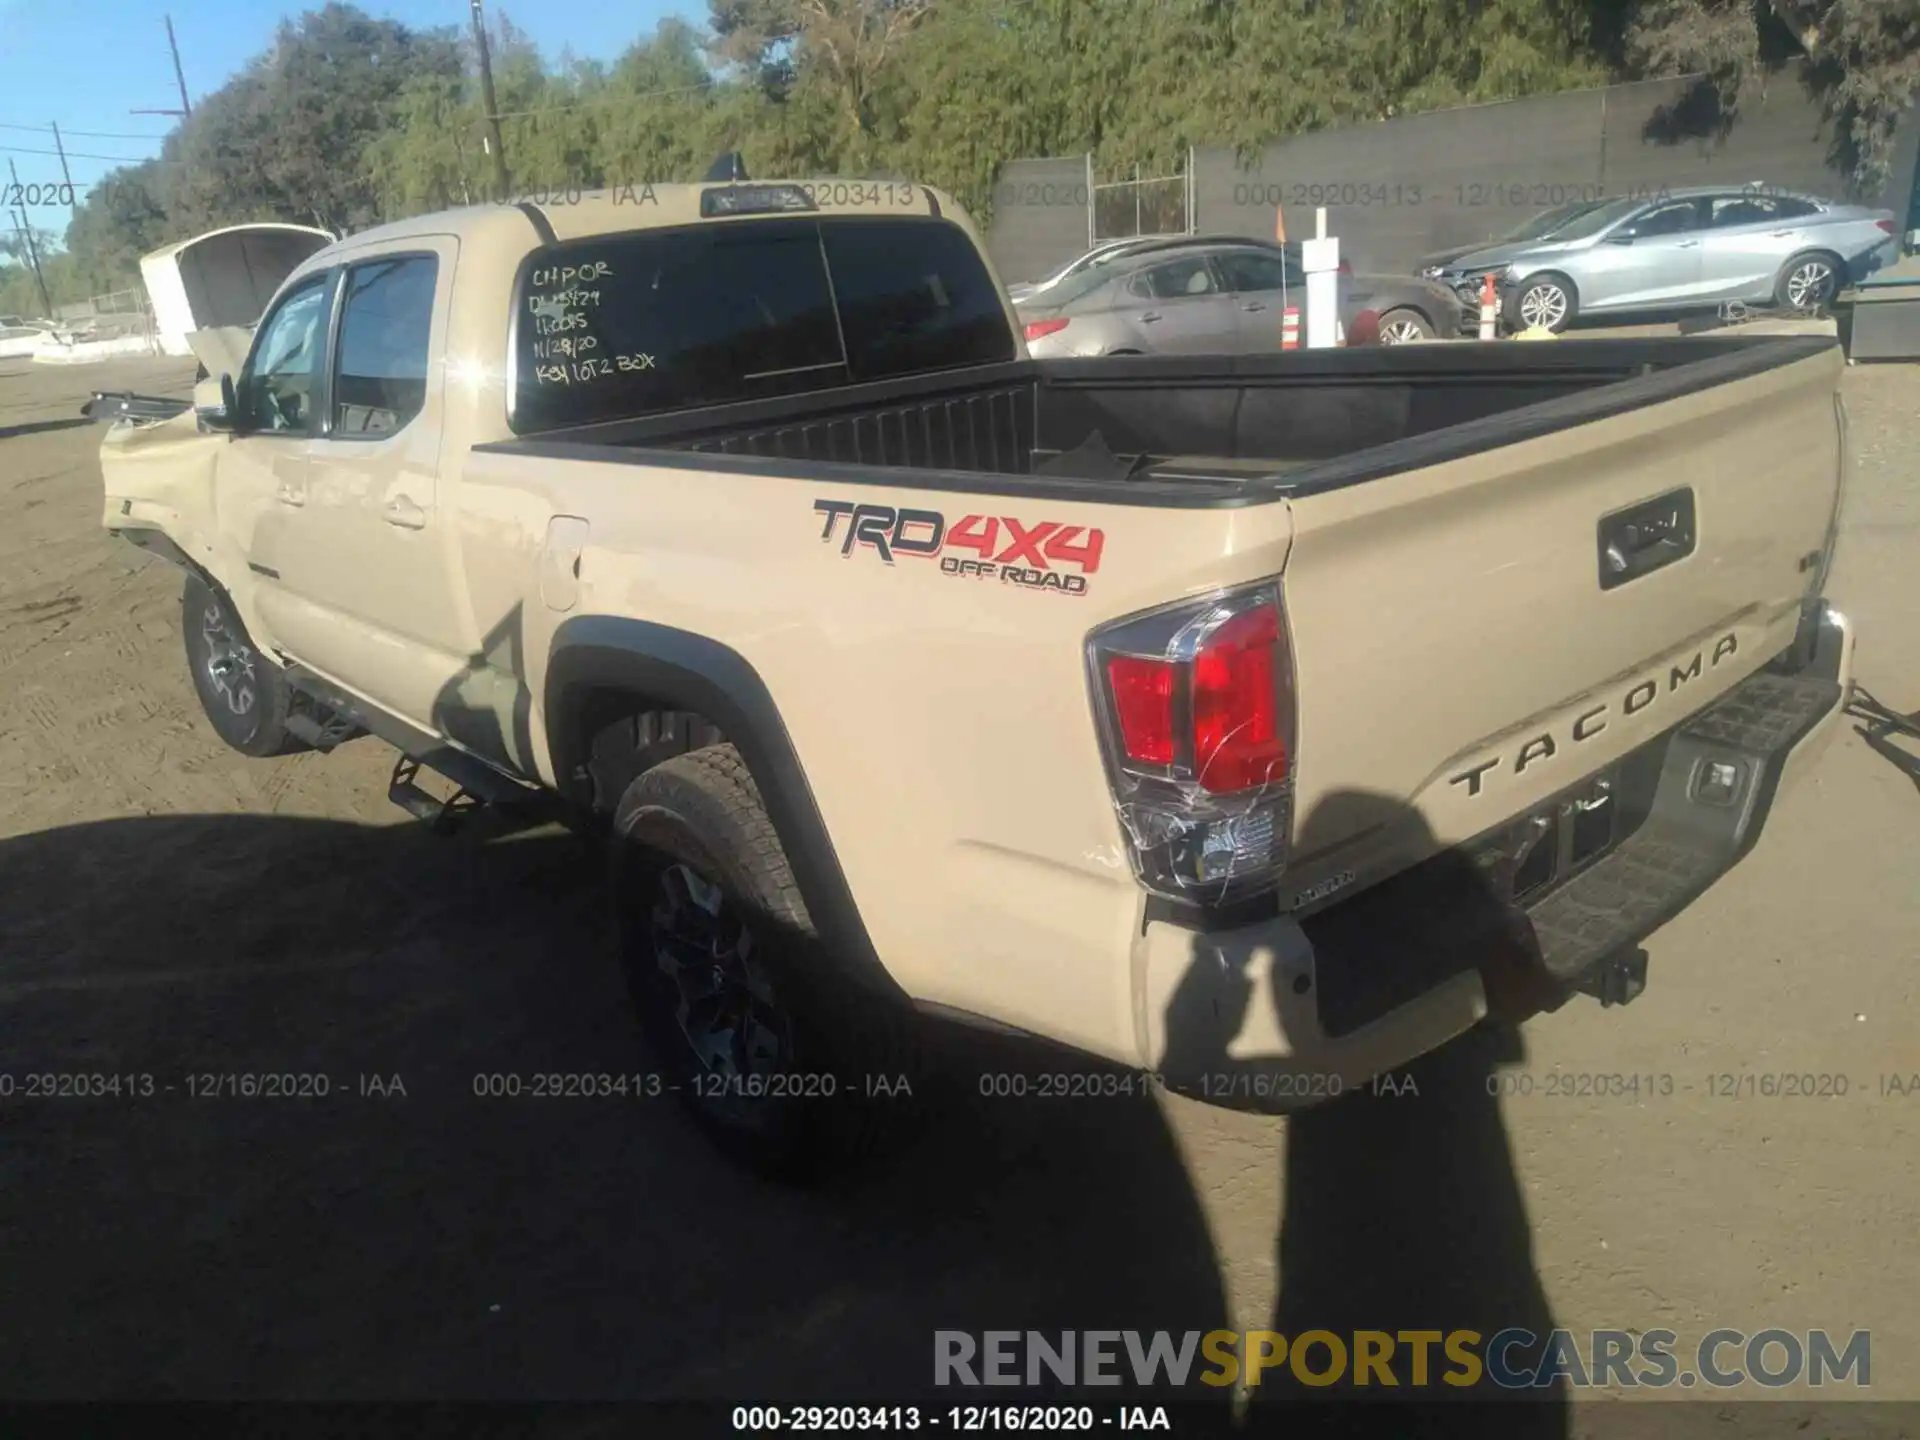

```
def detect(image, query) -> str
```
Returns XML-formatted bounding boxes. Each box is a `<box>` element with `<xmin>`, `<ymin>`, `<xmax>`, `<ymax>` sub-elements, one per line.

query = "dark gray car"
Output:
<box><xmin>1013</xmin><ymin>237</ymin><xmax>1464</xmax><ymax>356</ymax></box>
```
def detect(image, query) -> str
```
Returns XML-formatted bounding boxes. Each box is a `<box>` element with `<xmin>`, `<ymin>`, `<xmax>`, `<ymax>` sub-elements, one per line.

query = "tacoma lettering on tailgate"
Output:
<box><xmin>813</xmin><ymin>499</ymin><xmax>1105</xmax><ymax>596</ymax></box>
<box><xmin>1448</xmin><ymin>631</ymin><xmax>1740</xmax><ymax>797</ymax></box>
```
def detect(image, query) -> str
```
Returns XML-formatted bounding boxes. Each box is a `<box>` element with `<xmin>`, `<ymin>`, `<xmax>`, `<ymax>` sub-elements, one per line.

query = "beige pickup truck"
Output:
<box><xmin>97</xmin><ymin>174</ymin><xmax>1856</xmax><ymax>1173</ymax></box>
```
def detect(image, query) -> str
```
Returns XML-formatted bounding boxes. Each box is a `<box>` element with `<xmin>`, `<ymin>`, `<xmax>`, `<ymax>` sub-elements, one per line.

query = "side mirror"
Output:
<box><xmin>196</xmin><ymin>373</ymin><xmax>240</xmax><ymax>434</ymax></box>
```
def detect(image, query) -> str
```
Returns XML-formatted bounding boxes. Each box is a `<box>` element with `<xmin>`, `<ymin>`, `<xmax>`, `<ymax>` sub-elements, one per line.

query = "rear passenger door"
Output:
<box><xmin>1114</xmin><ymin>254</ymin><xmax>1240</xmax><ymax>354</ymax></box>
<box><xmin>1699</xmin><ymin>193</ymin><xmax>1820</xmax><ymax>302</ymax></box>
<box><xmin>274</xmin><ymin>240</ymin><xmax>476</xmax><ymax>734</ymax></box>
<box><xmin>1215</xmin><ymin>248</ymin><xmax>1299</xmax><ymax>351</ymax></box>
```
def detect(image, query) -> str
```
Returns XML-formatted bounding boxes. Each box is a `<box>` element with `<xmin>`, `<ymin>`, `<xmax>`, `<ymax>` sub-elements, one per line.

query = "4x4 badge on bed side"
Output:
<box><xmin>813</xmin><ymin>498</ymin><xmax>1106</xmax><ymax>596</ymax></box>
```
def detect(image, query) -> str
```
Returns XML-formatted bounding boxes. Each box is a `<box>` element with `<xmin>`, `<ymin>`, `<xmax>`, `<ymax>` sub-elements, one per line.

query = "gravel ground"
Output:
<box><xmin>1</xmin><ymin>351</ymin><xmax>1916</xmax><ymax>1430</ymax></box>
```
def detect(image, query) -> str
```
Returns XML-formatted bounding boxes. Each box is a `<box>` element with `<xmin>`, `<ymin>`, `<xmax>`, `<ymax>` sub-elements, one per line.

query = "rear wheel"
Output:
<box><xmin>1775</xmin><ymin>251</ymin><xmax>1842</xmax><ymax>312</ymax></box>
<box><xmin>181</xmin><ymin>572</ymin><xmax>304</xmax><ymax>757</ymax></box>
<box><xmin>609</xmin><ymin>745</ymin><xmax>924</xmax><ymax>1178</ymax></box>
<box><xmin>1376</xmin><ymin>308</ymin><xmax>1434</xmax><ymax>344</ymax></box>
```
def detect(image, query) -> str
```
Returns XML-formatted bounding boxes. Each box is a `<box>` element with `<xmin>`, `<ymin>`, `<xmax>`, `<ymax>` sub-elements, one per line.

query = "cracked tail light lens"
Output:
<box><xmin>1088</xmin><ymin>581</ymin><xmax>1296</xmax><ymax>903</ymax></box>
<box><xmin>1191</xmin><ymin>604</ymin><xmax>1284</xmax><ymax>791</ymax></box>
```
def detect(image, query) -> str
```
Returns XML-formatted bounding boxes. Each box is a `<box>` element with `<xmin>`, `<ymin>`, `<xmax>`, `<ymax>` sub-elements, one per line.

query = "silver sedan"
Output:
<box><xmin>1427</xmin><ymin>185</ymin><xmax>1901</xmax><ymax>333</ymax></box>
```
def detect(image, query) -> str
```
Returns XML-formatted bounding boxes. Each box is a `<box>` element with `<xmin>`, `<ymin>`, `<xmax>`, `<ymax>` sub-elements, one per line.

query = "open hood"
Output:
<box><xmin>140</xmin><ymin>223</ymin><xmax>334</xmax><ymax>358</ymax></box>
<box><xmin>183</xmin><ymin>325</ymin><xmax>255</xmax><ymax>380</ymax></box>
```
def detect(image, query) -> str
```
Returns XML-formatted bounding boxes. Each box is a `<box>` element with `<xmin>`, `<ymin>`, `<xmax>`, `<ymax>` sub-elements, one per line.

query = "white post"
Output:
<box><xmin>1086</xmin><ymin>153</ymin><xmax>1095</xmax><ymax>251</ymax></box>
<box><xmin>1301</xmin><ymin>207</ymin><xmax>1339</xmax><ymax>350</ymax></box>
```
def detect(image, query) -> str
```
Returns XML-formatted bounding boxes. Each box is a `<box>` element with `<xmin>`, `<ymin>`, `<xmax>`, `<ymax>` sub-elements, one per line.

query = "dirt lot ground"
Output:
<box><xmin>2</xmin><ymin>352</ymin><xmax>1917</xmax><ymax>1428</ymax></box>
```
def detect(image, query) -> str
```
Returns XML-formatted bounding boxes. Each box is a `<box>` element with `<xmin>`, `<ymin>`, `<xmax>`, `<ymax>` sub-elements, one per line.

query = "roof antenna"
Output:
<box><xmin>705</xmin><ymin>152</ymin><xmax>748</xmax><ymax>183</ymax></box>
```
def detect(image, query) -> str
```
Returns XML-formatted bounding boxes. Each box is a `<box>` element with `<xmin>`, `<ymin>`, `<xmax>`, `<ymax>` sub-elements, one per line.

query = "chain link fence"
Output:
<box><xmin>1091</xmin><ymin>161</ymin><xmax>1193</xmax><ymax>244</ymax></box>
<box><xmin>52</xmin><ymin>287</ymin><xmax>156</xmax><ymax>342</ymax></box>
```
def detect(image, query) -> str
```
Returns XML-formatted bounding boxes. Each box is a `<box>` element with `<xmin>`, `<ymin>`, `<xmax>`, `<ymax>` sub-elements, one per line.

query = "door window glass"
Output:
<box><xmin>333</xmin><ymin>255</ymin><xmax>439</xmax><ymax>437</ymax></box>
<box><xmin>241</xmin><ymin>274</ymin><xmax>332</xmax><ymax>434</ymax></box>
<box><xmin>1138</xmin><ymin>256</ymin><xmax>1219</xmax><ymax>299</ymax></box>
<box><xmin>1217</xmin><ymin>251</ymin><xmax>1292</xmax><ymax>293</ymax></box>
<box><xmin>1628</xmin><ymin>200</ymin><xmax>1704</xmax><ymax>238</ymax></box>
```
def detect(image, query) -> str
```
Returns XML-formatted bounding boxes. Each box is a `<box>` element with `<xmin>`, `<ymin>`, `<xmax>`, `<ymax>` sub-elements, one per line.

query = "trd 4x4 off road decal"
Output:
<box><xmin>813</xmin><ymin>499</ymin><xmax>1104</xmax><ymax>596</ymax></box>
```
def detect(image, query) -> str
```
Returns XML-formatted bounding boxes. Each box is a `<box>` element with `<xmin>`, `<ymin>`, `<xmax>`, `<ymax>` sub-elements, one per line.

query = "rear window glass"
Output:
<box><xmin>509</xmin><ymin>215</ymin><xmax>1014</xmax><ymax>433</ymax></box>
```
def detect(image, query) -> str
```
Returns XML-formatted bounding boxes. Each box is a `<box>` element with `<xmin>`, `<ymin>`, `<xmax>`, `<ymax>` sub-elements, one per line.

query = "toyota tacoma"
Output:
<box><xmin>96</xmin><ymin>175</ymin><xmax>1857</xmax><ymax>1173</ymax></box>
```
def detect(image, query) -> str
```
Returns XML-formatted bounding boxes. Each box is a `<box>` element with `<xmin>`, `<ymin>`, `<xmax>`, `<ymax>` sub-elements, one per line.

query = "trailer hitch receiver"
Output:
<box><xmin>1580</xmin><ymin>946</ymin><xmax>1648</xmax><ymax>1008</ymax></box>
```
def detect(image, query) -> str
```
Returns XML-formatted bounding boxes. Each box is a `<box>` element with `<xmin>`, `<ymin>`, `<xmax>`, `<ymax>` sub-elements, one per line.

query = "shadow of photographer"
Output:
<box><xmin>1158</xmin><ymin>787</ymin><xmax>1571</xmax><ymax>1434</ymax></box>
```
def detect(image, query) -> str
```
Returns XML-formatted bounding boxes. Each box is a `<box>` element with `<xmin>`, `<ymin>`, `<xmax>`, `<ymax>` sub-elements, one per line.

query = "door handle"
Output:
<box><xmin>1677</xmin><ymin>239</ymin><xmax>1701</xmax><ymax>248</ymax></box>
<box><xmin>1139</xmin><ymin>311</ymin><xmax>1163</xmax><ymax>323</ymax></box>
<box><xmin>384</xmin><ymin>495</ymin><xmax>427</xmax><ymax>530</ymax></box>
<box><xmin>274</xmin><ymin>481</ymin><xmax>305</xmax><ymax>507</ymax></box>
<box><xmin>1241</xmin><ymin>301</ymin><xmax>1267</xmax><ymax>312</ymax></box>
<box><xmin>1770</xmin><ymin>230</ymin><xmax>1794</xmax><ymax>237</ymax></box>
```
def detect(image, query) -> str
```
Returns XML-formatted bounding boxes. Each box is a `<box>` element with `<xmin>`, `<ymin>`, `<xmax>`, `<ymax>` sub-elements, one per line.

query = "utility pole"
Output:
<box><xmin>49</xmin><ymin>122</ymin><xmax>77</xmax><ymax>214</ymax></box>
<box><xmin>7</xmin><ymin>158</ymin><xmax>56</xmax><ymax>318</ymax></box>
<box><xmin>451</xmin><ymin>129</ymin><xmax>475</xmax><ymax>206</ymax></box>
<box><xmin>166</xmin><ymin>15</ymin><xmax>192</xmax><ymax>117</ymax></box>
<box><xmin>133</xmin><ymin>15</ymin><xmax>193</xmax><ymax>121</ymax></box>
<box><xmin>469</xmin><ymin>0</ymin><xmax>511</xmax><ymax>201</ymax></box>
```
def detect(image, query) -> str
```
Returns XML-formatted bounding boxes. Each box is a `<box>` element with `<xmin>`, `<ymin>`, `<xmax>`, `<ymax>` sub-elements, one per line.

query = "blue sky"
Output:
<box><xmin>0</xmin><ymin>0</ymin><xmax>696</xmax><ymax>236</ymax></box>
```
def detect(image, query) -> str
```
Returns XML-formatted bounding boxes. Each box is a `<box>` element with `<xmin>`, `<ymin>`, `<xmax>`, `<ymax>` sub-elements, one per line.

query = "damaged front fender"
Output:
<box><xmin>97</xmin><ymin>409</ymin><xmax>247</xmax><ymax>621</ymax></box>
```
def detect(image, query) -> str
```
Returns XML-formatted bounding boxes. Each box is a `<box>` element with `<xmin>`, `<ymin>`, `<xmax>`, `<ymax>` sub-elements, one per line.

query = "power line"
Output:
<box><xmin>0</xmin><ymin>121</ymin><xmax>173</xmax><ymax>141</ymax></box>
<box><xmin>0</xmin><ymin>142</ymin><xmax>160</xmax><ymax>163</ymax></box>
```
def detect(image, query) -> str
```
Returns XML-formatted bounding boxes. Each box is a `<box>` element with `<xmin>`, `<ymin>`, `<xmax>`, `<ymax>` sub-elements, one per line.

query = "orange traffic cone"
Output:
<box><xmin>1281</xmin><ymin>306</ymin><xmax>1301</xmax><ymax>350</ymax></box>
<box><xmin>1478</xmin><ymin>273</ymin><xmax>1499</xmax><ymax>340</ymax></box>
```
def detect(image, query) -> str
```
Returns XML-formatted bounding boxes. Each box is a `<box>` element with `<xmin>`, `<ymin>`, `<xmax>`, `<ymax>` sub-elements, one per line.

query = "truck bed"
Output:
<box><xmin>482</xmin><ymin>335</ymin><xmax>1838</xmax><ymax>504</ymax></box>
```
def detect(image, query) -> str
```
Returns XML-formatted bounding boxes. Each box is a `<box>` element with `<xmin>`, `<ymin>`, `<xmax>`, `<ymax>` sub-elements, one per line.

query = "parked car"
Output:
<box><xmin>1014</xmin><ymin>235</ymin><xmax>1462</xmax><ymax>357</ymax></box>
<box><xmin>1429</xmin><ymin>185</ymin><xmax>1901</xmax><ymax>333</ymax></box>
<box><xmin>0</xmin><ymin>323</ymin><xmax>51</xmax><ymax>359</ymax></box>
<box><xmin>98</xmin><ymin>177</ymin><xmax>1855</xmax><ymax>1177</ymax></box>
<box><xmin>1004</xmin><ymin>235</ymin><xmax>1185</xmax><ymax>303</ymax></box>
<box><xmin>1413</xmin><ymin>199</ymin><xmax>1613</xmax><ymax>279</ymax></box>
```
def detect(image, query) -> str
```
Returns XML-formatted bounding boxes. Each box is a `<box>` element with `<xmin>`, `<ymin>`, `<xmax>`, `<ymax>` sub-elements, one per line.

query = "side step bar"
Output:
<box><xmin>284</xmin><ymin>668</ymin><xmax>556</xmax><ymax>832</ymax></box>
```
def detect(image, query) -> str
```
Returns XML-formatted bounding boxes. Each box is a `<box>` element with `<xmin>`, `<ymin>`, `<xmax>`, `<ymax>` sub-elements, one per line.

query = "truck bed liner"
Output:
<box><xmin>482</xmin><ymin>335</ymin><xmax>1837</xmax><ymax>507</ymax></box>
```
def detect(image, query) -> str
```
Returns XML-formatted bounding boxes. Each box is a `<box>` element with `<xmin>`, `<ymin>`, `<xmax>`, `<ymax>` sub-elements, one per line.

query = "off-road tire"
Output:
<box><xmin>609</xmin><ymin>744</ymin><xmax>925</xmax><ymax>1179</ymax></box>
<box><xmin>181</xmin><ymin>572</ymin><xmax>305</xmax><ymax>757</ymax></box>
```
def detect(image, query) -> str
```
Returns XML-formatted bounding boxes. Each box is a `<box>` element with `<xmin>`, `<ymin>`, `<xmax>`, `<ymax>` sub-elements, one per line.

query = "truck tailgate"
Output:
<box><xmin>1278</xmin><ymin>342</ymin><xmax>1845</xmax><ymax>895</ymax></box>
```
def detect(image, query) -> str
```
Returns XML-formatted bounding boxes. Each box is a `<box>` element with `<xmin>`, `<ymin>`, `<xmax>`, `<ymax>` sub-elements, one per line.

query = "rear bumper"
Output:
<box><xmin>1148</xmin><ymin>601</ymin><xmax>1854</xmax><ymax>1112</ymax></box>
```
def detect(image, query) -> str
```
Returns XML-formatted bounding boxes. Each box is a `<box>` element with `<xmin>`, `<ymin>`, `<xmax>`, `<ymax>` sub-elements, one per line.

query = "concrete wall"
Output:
<box><xmin>988</xmin><ymin>66</ymin><xmax>1920</xmax><ymax>281</ymax></box>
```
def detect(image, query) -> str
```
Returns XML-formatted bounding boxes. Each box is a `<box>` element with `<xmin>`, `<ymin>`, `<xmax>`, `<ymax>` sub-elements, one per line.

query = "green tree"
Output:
<box><xmin>62</xmin><ymin>162</ymin><xmax>173</xmax><ymax>294</ymax></box>
<box><xmin>1626</xmin><ymin>0</ymin><xmax>1920</xmax><ymax>193</ymax></box>
<box><xmin>163</xmin><ymin>3</ymin><xmax>463</xmax><ymax>234</ymax></box>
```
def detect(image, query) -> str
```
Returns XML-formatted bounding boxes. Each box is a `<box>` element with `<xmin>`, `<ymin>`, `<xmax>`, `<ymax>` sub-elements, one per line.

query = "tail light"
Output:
<box><xmin>1024</xmin><ymin>317</ymin><xmax>1070</xmax><ymax>341</ymax></box>
<box><xmin>1875</xmin><ymin>219</ymin><xmax>1896</xmax><ymax>234</ymax></box>
<box><xmin>1087</xmin><ymin>580</ymin><xmax>1296</xmax><ymax>903</ymax></box>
